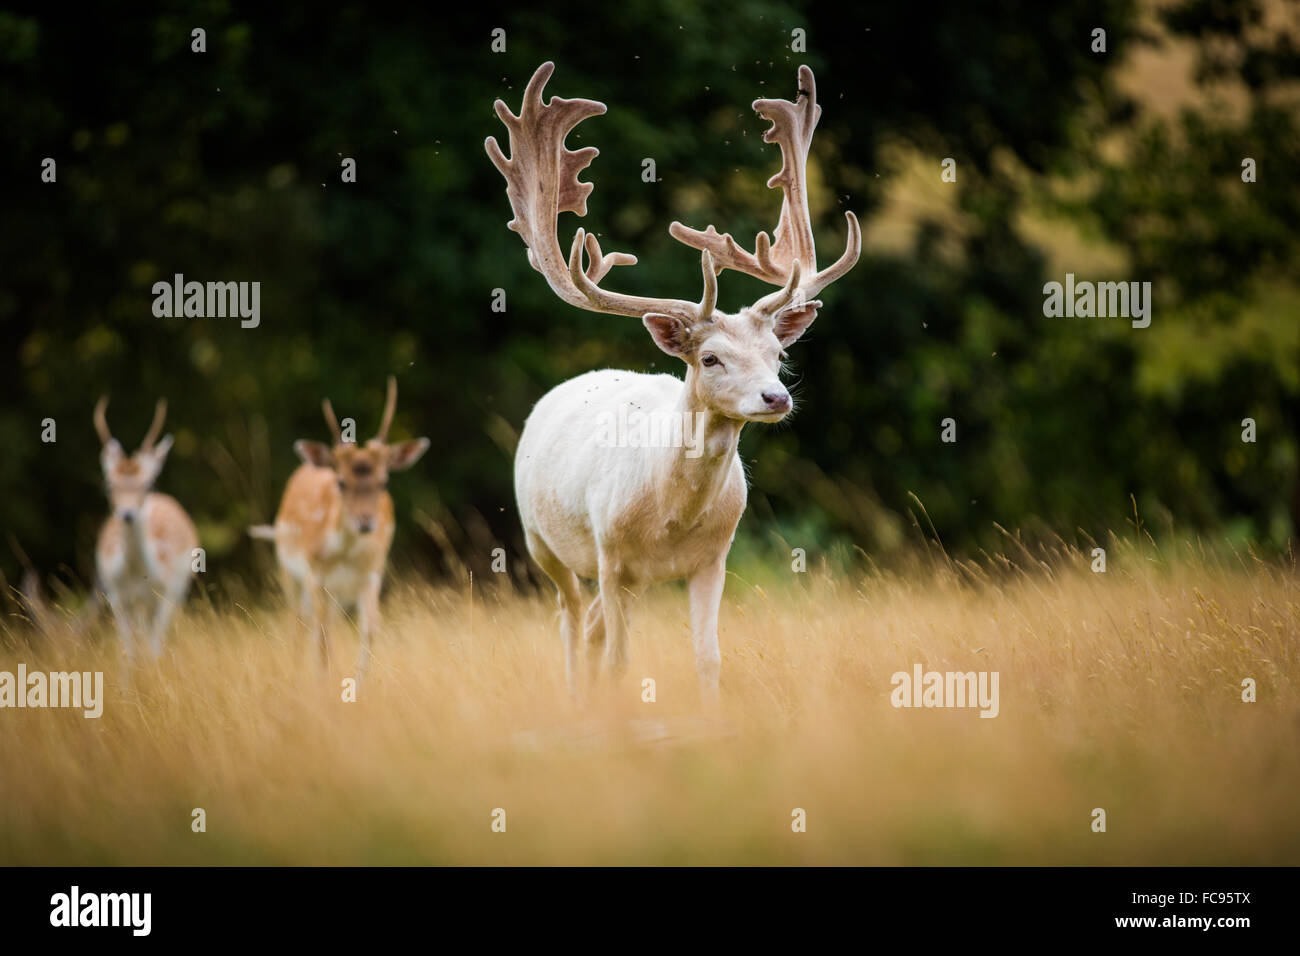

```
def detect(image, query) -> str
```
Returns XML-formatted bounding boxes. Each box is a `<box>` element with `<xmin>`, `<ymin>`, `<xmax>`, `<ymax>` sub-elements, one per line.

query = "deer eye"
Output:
<box><xmin>337</xmin><ymin>479</ymin><xmax>346</xmax><ymax>491</ymax></box>
<box><xmin>701</xmin><ymin>354</ymin><xmax>720</xmax><ymax>367</ymax></box>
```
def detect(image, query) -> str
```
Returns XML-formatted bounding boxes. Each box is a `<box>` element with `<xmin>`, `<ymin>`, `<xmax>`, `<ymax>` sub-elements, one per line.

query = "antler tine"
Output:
<box><xmin>753</xmin><ymin>259</ymin><xmax>804</xmax><ymax>316</ymax></box>
<box><xmin>93</xmin><ymin>396</ymin><xmax>113</xmax><ymax>445</ymax></box>
<box><xmin>486</xmin><ymin>62</ymin><xmax>704</xmax><ymax>323</ymax></box>
<box><xmin>141</xmin><ymin>399</ymin><xmax>168</xmax><ymax>451</ymax></box>
<box><xmin>698</xmin><ymin>250</ymin><xmax>717</xmax><ymax>321</ymax></box>
<box><xmin>802</xmin><ymin>210</ymin><xmax>861</xmax><ymax>299</ymax></box>
<box><xmin>321</xmin><ymin>398</ymin><xmax>343</xmax><ymax>445</ymax></box>
<box><xmin>375</xmin><ymin>375</ymin><xmax>398</xmax><ymax>443</ymax></box>
<box><xmin>756</xmin><ymin>64</ymin><xmax>820</xmax><ymax>277</ymax></box>
<box><xmin>669</xmin><ymin>65</ymin><xmax>861</xmax><ymax>307</ymax></box>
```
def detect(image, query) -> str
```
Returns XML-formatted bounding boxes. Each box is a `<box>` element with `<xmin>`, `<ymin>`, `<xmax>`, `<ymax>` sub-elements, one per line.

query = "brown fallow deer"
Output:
<box><xmin>251</xmin><ymin>377</ymin><xmax>429</xmax><ymax>684</ymax></box>
<box><xmin>94</xmin><ymin>397</ymin><xmax>199</xmax><ymax>658</ymax></box>
<box><xmin>486</xmin><ymin>62</ymin><xmax>861</xmax><ymax>698</ymax></box>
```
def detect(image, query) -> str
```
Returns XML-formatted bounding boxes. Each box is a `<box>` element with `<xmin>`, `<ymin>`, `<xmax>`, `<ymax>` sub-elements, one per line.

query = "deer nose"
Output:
<box><xmin>762</xmin><ymin>390</ymin><xmax>791</xmax><ymax>413</ymax></box>
<box><xmin>356</xmin><ymin>519</ymin><xmax>374</xmax><ymax>534</ymax></box>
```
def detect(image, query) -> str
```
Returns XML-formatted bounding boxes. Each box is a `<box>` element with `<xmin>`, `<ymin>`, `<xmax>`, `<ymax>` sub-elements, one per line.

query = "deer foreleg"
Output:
<box><xmin>355</xmin><ymin>571</ymin><xmax>383</xmax><ymax>687</ymax></box>
<box><xmin>688</xmin><ymin>556</ymin><xmax>727</xmax><ymax>703</ymax></box>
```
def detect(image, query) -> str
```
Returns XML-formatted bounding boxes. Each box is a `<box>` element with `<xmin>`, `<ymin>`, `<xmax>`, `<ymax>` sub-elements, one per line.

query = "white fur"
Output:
<box><xmin>96</xmin><ymin>483</ymin><xmax>196</xmax><ymax>660</ymax></box>
<box><xmin>490</xmin><ymin>62</ymin><xmax>861</xmax><ymax>700</ymax></box>
<box><xmin>517</xmin><ymin>351</ymin><xmax>769</xmax><ymax>699</ymax></box>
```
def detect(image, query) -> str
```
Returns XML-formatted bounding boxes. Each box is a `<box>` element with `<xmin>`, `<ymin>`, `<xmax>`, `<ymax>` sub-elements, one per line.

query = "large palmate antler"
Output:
<box><xmin>485</xmin><ymin>61</ymin><xmax>716</xmax><ymax>325</ymax></box>
<box><xmin>669</xmin><ymin>64</ymin><xmax>861</xmax><ymax>314</ymax></box>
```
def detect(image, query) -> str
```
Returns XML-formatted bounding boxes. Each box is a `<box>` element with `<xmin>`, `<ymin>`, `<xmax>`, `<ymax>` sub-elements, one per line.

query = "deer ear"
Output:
<box><xmin>643</xmin><ymin>312</ymin><xmax>693</xmax><ymax>357</ymax></box>
<box><xmin>386</xmin><ymin>437</ymin><xmax>430</xmax><ymax>472</ymax></box>
<box><xmin>294</xmin><ymin>440</ymin><xmax>334</xmax><ymax>468</ymax></box>
<box><xmin>772</xmin><ymin>301</ymin><xmax>821</xmax><ymax>347</ymax></box>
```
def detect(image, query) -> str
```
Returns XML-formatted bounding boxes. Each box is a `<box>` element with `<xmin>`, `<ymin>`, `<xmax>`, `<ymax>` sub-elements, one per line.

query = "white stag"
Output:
<box><xmin>486</xmin><ymin>62</ymin><xmax>861</xmax><ymax>697</ymax></box>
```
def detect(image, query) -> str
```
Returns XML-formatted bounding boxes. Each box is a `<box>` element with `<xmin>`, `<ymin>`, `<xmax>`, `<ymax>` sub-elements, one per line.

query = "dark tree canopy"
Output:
<box><xmin>0</xmin><ymin>1</ymin><xmax>1294</xmax><ymax>597</ymax></box>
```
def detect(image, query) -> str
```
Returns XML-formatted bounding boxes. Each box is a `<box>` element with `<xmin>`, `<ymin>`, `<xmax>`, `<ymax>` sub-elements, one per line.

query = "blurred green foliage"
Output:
<box><xmin>0</xmin><ymin>0</ymin><xmax>1295</xmax><ymax>595</ymax></box>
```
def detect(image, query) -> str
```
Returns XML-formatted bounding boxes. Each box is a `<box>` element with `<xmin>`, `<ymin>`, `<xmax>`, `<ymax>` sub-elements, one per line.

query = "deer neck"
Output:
<box><xmin>649</xmin><ymin>373</ymin><xmax>744</xmax><ymax>529</ymax></box>
<box><xmin>121</xmin><ymin>496</ymin><xmax>154</xmax><ymax>566</ymax></box>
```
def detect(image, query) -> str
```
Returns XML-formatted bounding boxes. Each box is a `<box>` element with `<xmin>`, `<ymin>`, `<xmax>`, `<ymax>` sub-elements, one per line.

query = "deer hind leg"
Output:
<box><xmin>583</xmin><ymin>594</ymin><xmax>605</xmax><ymax>682</ymax></box>
<box><xmin>314</xmin><ymin>588</ymin><xmax>331</xmax><ymax>669</ymax></box>
<box><xmin>526</xmin><ymin>531</ymin><xmax>582</xmax><ymax>695</ymax></box>
<box><xmin>597</xmin><ymin>552</ymin><xmax>630</xmax><ymax>681</ymax></box>
<box><xmin>148</xmin><ymin>594</ymin><xmax>176</xmax><ymax>659</ymax></box>
<box><xmin>105</xmin><ymin>588</ymin><xmax>138</xmax><ymax>661</ymax></box>
<box><xmin>355</xmin><ymin>571</ymin><xmax>383</xmax><ymax>688</ymax></box>
<box><xmin>148</xmin><ymin>572</ymin><xmax>191</xmax><ymax>659</ymax></box>
<box><xmin>295</xmin><ymin>571</ymin><xmax>329</xmax><ymax>669</ymax></box>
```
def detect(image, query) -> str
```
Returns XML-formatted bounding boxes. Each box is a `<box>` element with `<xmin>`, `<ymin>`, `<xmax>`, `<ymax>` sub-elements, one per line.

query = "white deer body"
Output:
<box><xmin>517</xmin><ymin>368</ymin><xmax>748</xmax><ymax>691</ymax></box>
<box><xmin>93</xmin><ymin>397</ymin><xmax>197</xmax><ymax>658</ymax></box>
<box><xmin>488</xmin><ymin>62</ymin><xmax>860</xmax><ymax>696</ymax></box>
<box><xmin>517</xmin><ymin>368</ymin><xmax>747</xmax><ymax>582</ymax></box>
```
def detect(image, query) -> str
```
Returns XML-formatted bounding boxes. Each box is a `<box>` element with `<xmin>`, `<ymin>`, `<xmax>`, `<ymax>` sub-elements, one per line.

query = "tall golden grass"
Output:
<box><xmin>2</xmin><ymin>536</ymin><xmax>1297</xmax><ymax>864</ymax></box>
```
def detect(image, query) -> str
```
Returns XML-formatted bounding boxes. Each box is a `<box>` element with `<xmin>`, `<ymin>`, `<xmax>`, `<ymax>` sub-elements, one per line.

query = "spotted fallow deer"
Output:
<box><xmin>486</xmin><ymin>62</ymin><xmax>861</xmax><ymax>697</ymax></box>
<box><xmin>252</xmin><ymin>377</ymin><xmax>429</xmax><ymax>682</ymax></box>
<box><xmin>94</xmin><ymin>397</ymin><xmax>199</xmax><ymax>658</ymax></box>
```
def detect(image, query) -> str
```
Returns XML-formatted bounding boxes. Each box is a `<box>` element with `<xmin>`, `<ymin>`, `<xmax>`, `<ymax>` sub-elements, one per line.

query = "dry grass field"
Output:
<box><xmin>2</xmin><ymin>537</ymin><xmax>1297</xmax><ymax>865</ymax></box>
